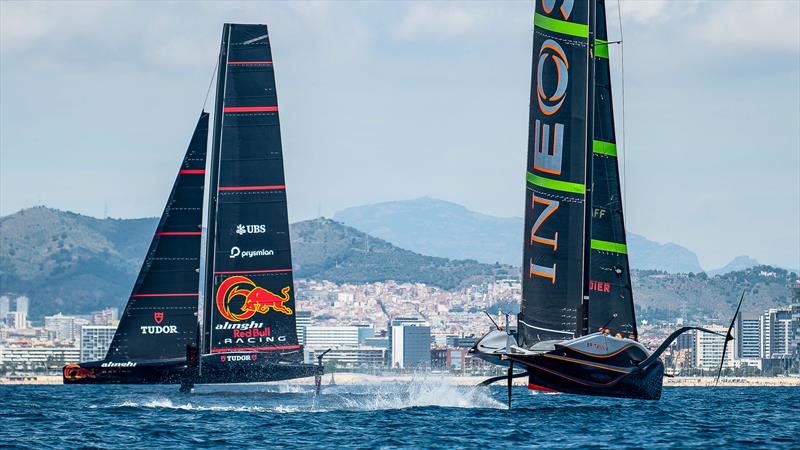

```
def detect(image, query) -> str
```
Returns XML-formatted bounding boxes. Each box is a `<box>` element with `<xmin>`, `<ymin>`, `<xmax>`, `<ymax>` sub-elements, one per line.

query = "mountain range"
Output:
<box><xmin>0</xmin><ymin>207</ymin><xmax>516</xmax><ymax>318</ymax></box>
<box><xmin>1</xmin><ymin>203</ymin><xmax>794</xmax><ymax>321</ymax></box>
<box><xmin>333</xmin><ymin>197</ymin><xmax>753</xmax><ymax>274</ymax></box>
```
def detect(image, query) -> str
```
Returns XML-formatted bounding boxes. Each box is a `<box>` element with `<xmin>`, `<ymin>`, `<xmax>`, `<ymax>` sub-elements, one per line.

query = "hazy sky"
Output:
<box><xmin>1</xmin><ymin>1</ymin><xmax>798</xmax><ymax>270</ymax></box>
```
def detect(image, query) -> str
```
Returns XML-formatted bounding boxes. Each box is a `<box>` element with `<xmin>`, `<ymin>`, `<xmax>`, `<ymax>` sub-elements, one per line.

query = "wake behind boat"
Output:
<box><xmin>63</xmin><ymin>23</ymin><xmax>323</xmax><ymax>392</ymax></box>
<box><xmin>470</xmin><ymin>0</ymin><xmax>738</xmax><ymax>403</ymax></box>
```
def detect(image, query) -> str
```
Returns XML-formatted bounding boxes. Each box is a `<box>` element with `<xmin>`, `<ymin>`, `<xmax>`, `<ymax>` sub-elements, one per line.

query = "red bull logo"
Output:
<box><xmin>63</xmin><ymin>364</ymin><xmax>95</xmax><ymax>381</ymax></box>
<box><xmin>216</xmin><ymin>275</ymin><xmax>293</xmax><ymax>322</ymax></box>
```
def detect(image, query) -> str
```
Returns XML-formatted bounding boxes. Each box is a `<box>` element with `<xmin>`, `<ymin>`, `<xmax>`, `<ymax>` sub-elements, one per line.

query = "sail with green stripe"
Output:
<box><xmin>588</xmin><ymin>0</ymin><xmax>637</xmax><ymax>339</ymax></box>
<box><xmin>518</xmin><ymin>0</ymin><xmax>591</xmax><ymax>346</ymax></box>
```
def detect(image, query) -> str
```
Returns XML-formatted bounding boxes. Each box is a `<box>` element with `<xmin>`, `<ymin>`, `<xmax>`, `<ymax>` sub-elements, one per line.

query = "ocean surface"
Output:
<box><xmin>1</xmin><ymin>380</ymin><xmax>798</xmax><ymax>449</ymax></box>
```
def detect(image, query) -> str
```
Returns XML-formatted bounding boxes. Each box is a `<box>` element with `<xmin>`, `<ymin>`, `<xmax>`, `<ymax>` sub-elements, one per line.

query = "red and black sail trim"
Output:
<box><xmin>105</xmin><ymin>113</ymin><xmax>208</xmax><ymax>361</ymax></box>
<box><xmin>201</xmin><ymin>24</ymin><xmax>301</xmax><ymax>357</ymax></box>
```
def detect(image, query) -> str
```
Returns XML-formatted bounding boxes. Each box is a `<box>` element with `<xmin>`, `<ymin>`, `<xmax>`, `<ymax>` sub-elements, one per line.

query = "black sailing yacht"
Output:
<box><xmin>63</xmin><ymin>24</ymin><xmax>322</xmax><ymax>391</ymax></box>
<box><xmin>471</xmin><ymin>0</ymin><xmax>736</xmax><ymax>401</ymax></box>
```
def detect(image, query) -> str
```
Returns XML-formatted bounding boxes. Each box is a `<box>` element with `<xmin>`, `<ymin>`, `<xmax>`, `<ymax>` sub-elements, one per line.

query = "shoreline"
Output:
<box><xmin>3</xmin><ymin>374</ymin><xmax>799</xmax><ymax>387</ymax></box>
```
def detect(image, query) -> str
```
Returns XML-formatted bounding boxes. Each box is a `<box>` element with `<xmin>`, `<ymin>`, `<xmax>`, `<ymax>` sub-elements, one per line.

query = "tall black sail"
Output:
<box><xmin>202</xmin><ymin>24</ymin><xmax>301</xmax><ymax>356</ymax></box>
<box><xmin>105</xmin><ymin>113</ymin><xmax>208</xmax><ymax>361</ymax></box>
<box><xmin>518</xmin><ymin>0</ymin><xmax>592</xmax><ymax>347</ymax></box>
<box><xmin>587</xmin><ymin>0</ymin><xmax>637</xmax><ymax>339</ymax></box>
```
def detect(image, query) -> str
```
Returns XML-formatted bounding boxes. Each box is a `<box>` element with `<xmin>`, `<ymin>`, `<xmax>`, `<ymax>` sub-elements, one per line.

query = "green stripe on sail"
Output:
<box><xmin>592</xmin><ymin>140</ymin><xmax>617</xmax><ymax>157</ymax></box>
<box><xmin>596</xmin><ymin>39</ymin><xmax>609</xmax><ymax>59</ymax></box>
<box><xmin>527</xmin><ymin>172</ymin><xmax>586</xmax><ymax>194</ymax></box>
<box><xmin>534</xmin><ymin>13</ymin><xmax>588</xmax><ymax>38</ymax></box>
<box><xmin>591</xmin><ymin>239</ymin><xmax>628</xmax><ymax>254</ymax></box>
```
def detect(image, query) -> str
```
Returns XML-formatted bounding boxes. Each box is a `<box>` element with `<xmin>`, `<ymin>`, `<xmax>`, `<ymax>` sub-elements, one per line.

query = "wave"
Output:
<box><xmin>95</xmin><ymin>398</ymin><xmax>303</xmax><ymax>413</ymax></box>
<box><xmin>334</xmin><ymin>376</ymin><xmax>506</xmax><ymax>410</ymax></box>
<box><xmin>89</xmin><ymin>377</ymin><xmax>505</xmax><ymax>413</ymax></box>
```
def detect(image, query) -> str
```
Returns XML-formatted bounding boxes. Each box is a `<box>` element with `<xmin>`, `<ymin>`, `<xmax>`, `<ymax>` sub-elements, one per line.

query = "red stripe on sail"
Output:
<box><xmin>223</xmin><ymin>106</ymin><xmax>278</xmax><ymax>113</ymax></box>
<box><xmin>155</xmin><ymin>232</ymin><xmax>201</xmax><ymax>236</ymax></box>
<box><xmin>218</xmin><ymin>185</ymin><xmax>285</xmax><ymax>191</ymax></box>
<box><xmin>131</xmin><ymin>293</ymin><xmax>199</xmax><ymax>298</ymax></box>
<box><xmin>227</xmin><ymin>61</ymin><xmax>273</xmax><ymax>65</ymax></box>
<box><xmin>211</xmin><ymin>345</ymin><xmax>301</xmax><ymax>353</ymax></box>
<box><xmin>213</xmin><ymin>269</ymin><xmax>292</xmax><ymax>275</ymax></box>
<box><xmin>179</xmin><ymin>169</ymin><xmax>205</xmax><ymax>174</ymax></box>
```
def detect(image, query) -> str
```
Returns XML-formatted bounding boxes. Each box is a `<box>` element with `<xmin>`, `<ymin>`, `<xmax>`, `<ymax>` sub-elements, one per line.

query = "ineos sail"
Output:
<box><xmin>519</xmin><ymin>0</ymin><xmax>591</xmax><ymax>346</ymax></box>
<box><xmin>471</xmin><ymin>0</ymin><xmax>734</xmax><ymax>402</ymax></box>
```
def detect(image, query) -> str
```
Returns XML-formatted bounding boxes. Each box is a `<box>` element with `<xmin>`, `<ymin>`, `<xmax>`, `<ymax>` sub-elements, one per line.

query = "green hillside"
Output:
<box><xmin>0</xmin><ymin>208</ymin><xmax>517</xmax><ymax>318</ymax></box>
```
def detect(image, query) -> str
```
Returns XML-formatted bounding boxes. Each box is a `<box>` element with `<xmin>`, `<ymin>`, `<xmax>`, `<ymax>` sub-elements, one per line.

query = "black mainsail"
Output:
<box><xmin>519</xmin><ymin>0</ymin><xmax>591</xmax><ymax>346</ymax></box>
<box><xmin>587</xmin><ymin>0</ymin><xmax>637</xmax><ymax>339</ymax></box>
<box><xmin>201</xmin><ymin>24</ymin><xmax>301</xmax><ymax>358</ymax></box>
<box><xmin>105</xmin><ymin>113</ymin><xmax>208</xmax><ymax>362</ymax></box>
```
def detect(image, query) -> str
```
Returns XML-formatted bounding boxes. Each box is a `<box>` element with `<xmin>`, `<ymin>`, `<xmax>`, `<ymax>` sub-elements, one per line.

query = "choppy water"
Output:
<box><xmin>1</xmin><ymin>379</ymin><xmax>798</xmax><ymax>449</ymax></box>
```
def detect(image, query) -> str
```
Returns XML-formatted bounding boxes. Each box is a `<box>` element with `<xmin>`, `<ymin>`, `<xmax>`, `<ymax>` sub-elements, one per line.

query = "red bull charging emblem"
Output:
<box><xmin>63</xmin><ymin>364</ymin><xmax>95</xmax><ymax>381</ymax></box>
<box><xmin>216</xmin><ymin>275</ymin><xmax>293</xmax><ymax>322</ymax></box>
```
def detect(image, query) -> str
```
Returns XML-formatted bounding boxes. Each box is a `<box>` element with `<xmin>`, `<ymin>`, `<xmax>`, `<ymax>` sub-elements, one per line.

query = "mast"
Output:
<box><xmin>200</xmin><ymin>25</ymin><xmax>231</xmax><ymax>358</ymax></box>
<box><xmin>579</xmin><ymin>0</ymin><xmax>597</xmax><ymax>336</ymax></box>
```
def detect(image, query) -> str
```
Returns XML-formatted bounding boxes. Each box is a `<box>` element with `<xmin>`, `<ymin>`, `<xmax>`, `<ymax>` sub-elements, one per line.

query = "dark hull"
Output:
<box><xmin>194</xmin><ymin>354</ymin><xmax>321</xmax><ymax>384</ymax></box>
<box><xmin>63</xmin><ymin>353</ymin><xmax>321</xmax><ymax>386</ymax></box>
<box><xmin>63</xmin><ymin>359</ymin><xmax>186</xmax><ymax>385</ymax></box>
<box><xmin>510</xmin><ymin>352</ymin><xmax>664</xmax><ymax>400</ymax></box>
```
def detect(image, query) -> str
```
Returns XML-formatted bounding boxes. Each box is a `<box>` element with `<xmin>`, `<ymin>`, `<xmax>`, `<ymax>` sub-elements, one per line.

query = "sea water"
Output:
<box><xmin>1</xmin><ymin>379</ymin><xmax>798</xmax><ymax>449</ymax></box>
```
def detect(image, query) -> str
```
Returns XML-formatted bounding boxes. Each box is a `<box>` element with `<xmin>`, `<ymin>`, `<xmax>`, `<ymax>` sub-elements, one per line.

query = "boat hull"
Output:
<box><xmin>62</xmin><ymin>359</ymin><xmax>186</xmax><ymax>385</ymax></box>
<box><xmin>194</xmin><ymin>353</ymin><xmax>321</xmax><ymax>384</ymax></box>
<box><xmin>62</xmin><ymin>353</ymin><xmax>322</xmax><ymax>386</ymax></box>
<box><xmin>473</xmin><ymin>332</ymin><xmax>664</xmax><ymax>400</ymax></box>
<box><xmin>520</xmin><ymin>353</ymin><xmax>664</xmax><ymax>400</ymax></box>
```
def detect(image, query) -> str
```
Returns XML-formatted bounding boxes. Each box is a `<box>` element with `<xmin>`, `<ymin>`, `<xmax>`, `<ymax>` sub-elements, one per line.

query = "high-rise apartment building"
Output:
<box><xmin>80</xmin><ymin>325</ymin><xmax>116</xmax><ymax>362</ymax></box>
<box><xmin>391</xmin><ymin>320</ymin><xmax>431</xmax><ymax>369</ymax></box>
<box><xmin>761</xmin><ymin>307</ymin><xmax>793</xmax><ymax>358</ymax></box>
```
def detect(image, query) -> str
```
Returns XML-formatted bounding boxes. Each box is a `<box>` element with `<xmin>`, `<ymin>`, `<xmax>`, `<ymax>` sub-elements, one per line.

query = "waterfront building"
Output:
<box><xmin>296</xmin><ymin>311</ymin><xmax>312</xmax><ymax>346</ymax></box>
<box><xmin>80</xmin><ymin>325</ymin><xmax>115</xmax><ymax>362</ymax></box>
<box><xmin>15</xmin><ymin>296</ymin><xmax>29</xmax><ymax>315</ymax></box>
<box><xmin>446</xmin><ymin>348</ymin><xmax>468</xmax><ymax>371</ymax></box>
<box><xmin>45</xmin><ymin>313</ymin><xmax>79</xmax><ymax>343</ymax></box>
<box><xmin>451</xmin><ymin>336</ymin><xmax>479</xmax><ymax>348</ymax></box>
<box><xmin>364</xmin><ymin>337</ymin><xmax>389</xmax><ymax>348</ymax></box>
<box><xmin>736</xmin><ymin>311</ymin><xmax>761</xmax><ymax>359</ymax></box>
<box><xmin>430</xmin><ymin>348</ymin><xmax>447</xmax><ymax>370</ymax></box>
<box><xmin>761</xmin><ymin>307</ymin><xmax>793</xmax><ymax>359</ymax></box>
<box><xmin>789</xmin><ymin>283</ymin><xmax>799</xmax><ymax>370</ymax></box>
<box><xmin>92</xmin><ymin>308</ymin><xmax>118</xmax><ymax>326</ymax></box>
<box><xmin>388</xmin><ymin>317</ymin><xmax>426</xmax><ymax>360</ymax></box>
<box><xmin>311</xmin><ymin>347</ymin><xmax>387</xmax><ymax>368</ymax></box>
<box><xmin>304</xmin><ymin>325</ymin><xmax>360</xmax><ymax>350</ymax></box>
<box><xmin>0</xmin><ymin>296</ymin><xmax>10</xmax><ymax>319</ymax></box>
<box><xmin>0</xmin><ymin>346</ymin><xmax>80</xmax><ymax>370</ymax></box>
<box><xmin>693</xmin><ymin>325</ymin><xmax>735</xmax><ymax>370</ymax></box>
<box><xmin>391</xmin><ymin>320</ymin><xmax>431</xmax><ymax>369</ymax></box>
<box><xmin>356</xmin><ymin>324</ymin><xmax>375</xmax><ymax>343</ymax></box>
<box><xmin>8</xmin><ymin>311</ymin><xmax>27</xmax><ymax>330</ymax></box>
